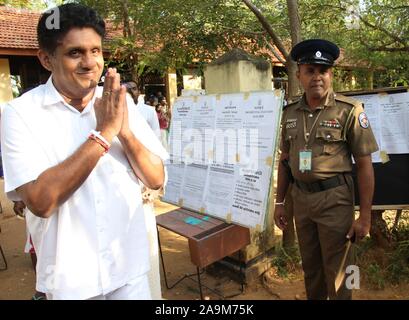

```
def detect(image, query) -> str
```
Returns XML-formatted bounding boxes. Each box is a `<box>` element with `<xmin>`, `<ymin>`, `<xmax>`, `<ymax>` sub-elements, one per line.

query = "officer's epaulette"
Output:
<box><xmin>334</xmin><ymin>93</ymin><xmax>361</xmax><ymax>109</ymax></box>
<box><xmin>283</xmin><ymin>97</ymin><xmax>300</xmax><ymax>109</ymax></box>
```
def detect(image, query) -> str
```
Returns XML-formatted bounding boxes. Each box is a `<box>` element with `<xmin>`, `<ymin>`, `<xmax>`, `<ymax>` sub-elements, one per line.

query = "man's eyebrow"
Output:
<box><xmin>65</xmin><ymin>45</ymin><xmax>102</xmax><ymax>51</ymax></box>
<box><xmin>65</xmin><ymin>46</ymin><xmax>84</xmax><ymax>52</ymax></box>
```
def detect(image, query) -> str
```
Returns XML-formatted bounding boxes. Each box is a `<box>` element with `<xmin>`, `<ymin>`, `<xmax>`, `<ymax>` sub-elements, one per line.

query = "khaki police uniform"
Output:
<box><xmin>280</xmin><ymin>90</ymin><xmax>378</xmax><ymax>299</ymax></box>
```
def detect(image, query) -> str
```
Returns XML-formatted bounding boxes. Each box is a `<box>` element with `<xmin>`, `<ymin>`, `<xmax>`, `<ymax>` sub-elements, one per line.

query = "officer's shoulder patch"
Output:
<box><xmin>358</xmin><ymin>112</ymin><xmax>370</xmax><ymax>129</ymax></box>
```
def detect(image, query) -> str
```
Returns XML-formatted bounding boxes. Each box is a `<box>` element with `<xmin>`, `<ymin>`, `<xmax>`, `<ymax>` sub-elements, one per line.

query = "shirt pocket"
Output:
<box><xmin>285</xmin><ymin>129</ymin><xmax>298</xmax><ymax>142</ymax></box>
<box><xmin>284</xmin><ymin>129</ymin><xmax>298</xmax><ymax>153</ymax></box>
<box><xmin>315</xmin><ymin>127</ymin><xmax>343</xmax><ymax>155</ymax></box>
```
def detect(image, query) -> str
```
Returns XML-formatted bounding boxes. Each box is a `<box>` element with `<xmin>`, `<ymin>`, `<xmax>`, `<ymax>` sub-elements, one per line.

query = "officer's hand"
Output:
<box><xmin>13</xmin><ymin>201</ymin><xmax>26</xmax><ymax>217</ymax></box>
<box><xmin>274</xmin><ymin>205</ymin><xmax>287</xmax><ymax>231</ymax></box>
<box><xmin>347</xmin><ymin>216</ymin><xmax>371</xmax><ymax>242</ymax></box>
<box><xmin>95</xmin><ymin>68</ymin><xmax>126</xmax><ymax>142</ymax></box>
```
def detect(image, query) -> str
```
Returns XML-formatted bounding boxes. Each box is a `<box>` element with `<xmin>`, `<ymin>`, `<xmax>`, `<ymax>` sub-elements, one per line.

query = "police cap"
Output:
<box><xmin>290</xmin><ymin>39</ymin><xmax>340</xmax><ymax>66</ymax></box>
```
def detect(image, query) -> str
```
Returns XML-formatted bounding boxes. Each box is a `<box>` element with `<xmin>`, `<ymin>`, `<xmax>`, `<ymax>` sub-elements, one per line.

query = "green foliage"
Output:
<box><xmin>365</xmin><ymin>262</ymin><xmax>386</xmax><ymax>289</ymax></box>
<box><xmin>271</xmin><ymin>245</ymin><xmax>301</xmax><ymax>278</ymax></box>
<box><xmin>73</xmin><ymin>0</ymin><xmax>408</xmax><ymax>89</ymax></box>
<box><xmin>299</xmin><ymin>0</ymin><xmax>409</xmax><ymax>88</ymax></box>
<box><xmin>0</xmin><ymin>0</ymin><xmax>48</xmax><ymax>10</ymax></box>
<box><xmin>386</xmin><ymin>240</ymin><xmax>409</xmax><ymax>284</ymax></box>
<box><xmin>74</xmin><ymin>0</ymin><xmax>291</xmax><ymax>82</ymax></box>
<box><xmin>357</xmin><ymin>213</ymin><xmax>409</xmax><ymax>289</ymax></box>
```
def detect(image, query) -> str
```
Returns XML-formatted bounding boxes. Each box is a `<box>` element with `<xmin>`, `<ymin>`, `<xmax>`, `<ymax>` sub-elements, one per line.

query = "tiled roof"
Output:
<box><xmin>0</xmin><ymin>6</ymin><xmax>122</xmax><ymax>52</ymax></box>
<box><xmin>0</xmin><ymin>6</ymin><xmax>40</xmax><ymax>50</ymax></box>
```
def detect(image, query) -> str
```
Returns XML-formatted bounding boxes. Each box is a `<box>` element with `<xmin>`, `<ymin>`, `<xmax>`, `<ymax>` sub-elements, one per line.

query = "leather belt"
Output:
<box><xmin>295</xmin><ymin>174</ymin><xmax>348</xmax><ymax>193</ymax></box>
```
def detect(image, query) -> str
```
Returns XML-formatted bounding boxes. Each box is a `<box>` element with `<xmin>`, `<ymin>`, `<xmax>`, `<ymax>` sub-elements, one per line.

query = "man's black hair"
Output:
<box><xmin>37</xmin><ymin>3</ymin><xmax>105</xmax><ymax>54</ymax></box>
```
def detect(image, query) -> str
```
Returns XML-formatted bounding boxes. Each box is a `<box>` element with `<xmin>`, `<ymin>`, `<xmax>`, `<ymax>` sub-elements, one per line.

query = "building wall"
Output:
<box><xmin>0</xmin><ymin>58</ymin><xmax>13</xmax><ymax>104</ymax></box>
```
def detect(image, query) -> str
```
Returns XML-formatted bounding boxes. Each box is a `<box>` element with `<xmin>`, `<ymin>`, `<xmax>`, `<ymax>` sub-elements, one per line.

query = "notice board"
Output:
<box><xmin>162</xmin><ymin>90</ymin><xmax>284</xmax><ymax>230</ymax></box>
<box><xmin>345</xmin><ymin>88</ymin><xmax>409</xmax><ymax>208</ymax></box>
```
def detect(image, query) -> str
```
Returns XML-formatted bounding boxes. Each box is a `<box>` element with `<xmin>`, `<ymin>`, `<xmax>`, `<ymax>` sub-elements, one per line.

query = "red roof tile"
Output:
<box><xmin>0</xmin><ymin>6</ymin><xmax>40</xmax><ymax>50</ymax></box>
<box><xmin>0</xmin><ymin>6</ymin><xmax>122</xmax><ymax>53</ymax></box>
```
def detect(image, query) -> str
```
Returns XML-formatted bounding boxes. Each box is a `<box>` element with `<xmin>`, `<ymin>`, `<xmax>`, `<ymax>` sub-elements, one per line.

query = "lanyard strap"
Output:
<box><xmin>303</xmin><ymin>109</ymin><xmax>323</xmax><ymax>148</ymax></box>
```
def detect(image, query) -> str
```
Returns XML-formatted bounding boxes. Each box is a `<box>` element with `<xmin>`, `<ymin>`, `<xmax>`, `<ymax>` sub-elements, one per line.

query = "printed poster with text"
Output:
<box><xmin>163</xmin><ymin>90</ymin><xmax>284</xmax><ymax>230</ymax></box>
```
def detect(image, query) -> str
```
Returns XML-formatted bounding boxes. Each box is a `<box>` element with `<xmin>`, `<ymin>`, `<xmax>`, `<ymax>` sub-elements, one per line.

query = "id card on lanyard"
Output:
<box><xmin>299</xmin><ymin>149</ymin><xmax>312</xmax><ymax>172</ymax></box>
<box><xmin>299</xmin><ymin>109</ymin><xmax>323</xmax><ymax>173</ymax></box>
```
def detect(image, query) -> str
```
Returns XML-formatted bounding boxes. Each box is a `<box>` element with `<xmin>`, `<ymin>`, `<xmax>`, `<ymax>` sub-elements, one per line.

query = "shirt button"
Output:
<box><xmin>309</xmin><ymin>114</ymin><xmax>313</xmax><ymax>118</ymax></box>
<box><xmin>327</xmin><ymin>134</ymin><xmax>331</xmax><ymax>139</ymax></box>
<box><xmin>306</xmin><ymin>133</ymin><xmax>310</xmax><ymax>137</ymax></box>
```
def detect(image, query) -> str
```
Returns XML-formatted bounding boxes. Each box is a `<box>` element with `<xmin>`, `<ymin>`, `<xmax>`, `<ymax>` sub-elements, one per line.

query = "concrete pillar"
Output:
<box><xmin>204</xmin><ymin>49</ymin><xmax>272</xmax><ymax>94</ymax></box>
<box><xmin>165</xmin><ymin>69</ymin><xmax>177</xmax><ymax>109</ymax></box>
<box><xmin>204</xmin><ymin>49</ymin><xmax>276</xmax><ymax>282</ymax></box>
<box><xmin>0</xmin><ymin>59</ymin><xmax>13</xmax><ymax>104</ymax></box>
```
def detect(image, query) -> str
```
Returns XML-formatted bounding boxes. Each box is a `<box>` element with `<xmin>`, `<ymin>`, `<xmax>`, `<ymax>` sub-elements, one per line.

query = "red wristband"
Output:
<box><xmin>89</xmin><ymin>133</ymin><xmax>110</xmax><ymax>155</ymax></box>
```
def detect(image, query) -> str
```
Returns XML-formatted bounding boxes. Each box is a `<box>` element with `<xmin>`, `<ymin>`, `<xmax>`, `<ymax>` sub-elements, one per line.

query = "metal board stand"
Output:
<box><xmin>0</xmin><ymin>226</ymin><xmax>7</xmax><ymax>271</ymax></box>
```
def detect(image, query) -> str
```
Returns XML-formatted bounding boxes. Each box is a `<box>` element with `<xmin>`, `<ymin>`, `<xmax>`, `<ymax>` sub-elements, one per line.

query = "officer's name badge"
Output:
<box><xmin>320</xmin><ymin>119</ymin><xmax>341</xmax><ymax>128</ymax></box>
<box><xmin>286</xmin><ymin>119</ymin><xmax>297</xmax><ymax>129</ymax></box>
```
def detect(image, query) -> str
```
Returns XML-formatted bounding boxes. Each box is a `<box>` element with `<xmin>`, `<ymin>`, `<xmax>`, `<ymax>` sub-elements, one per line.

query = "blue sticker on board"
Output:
<box><xmin>184</xmin><ymin>217</ymin><xmax>203</xmax><ymax>225</ymax></box>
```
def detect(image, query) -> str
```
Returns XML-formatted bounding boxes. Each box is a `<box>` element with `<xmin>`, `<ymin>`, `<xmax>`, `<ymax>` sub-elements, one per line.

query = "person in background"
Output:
<box><xmin>148</xmin><ymin>95</ymin><xmax>159</xmax><ymax>108</ymax></box>
<box><xmin>12</xmin><ymin>201</ymin><xmax>47</xmax><ymax>300</ymax></box>
<box><xmin>124</xmin><ymin>81</ymin><xmax>163</xmax><ymax>300</ymax></box>
<box><xmin>125</xmin><ymin>82</ymin><xmax>160</xmax><ymax>139</ymax></box>
<box><xmin>155</xmin><ymin>97</ymin><xmax>170</xmax><ymax>150</ymax></box>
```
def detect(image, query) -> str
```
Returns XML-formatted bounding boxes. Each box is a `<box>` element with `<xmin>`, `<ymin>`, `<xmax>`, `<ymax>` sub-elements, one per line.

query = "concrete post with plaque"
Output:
<box><xmin>202</xmin><ymin>49</ymin><xmax>280</xmax><ymax>282</ymax></box>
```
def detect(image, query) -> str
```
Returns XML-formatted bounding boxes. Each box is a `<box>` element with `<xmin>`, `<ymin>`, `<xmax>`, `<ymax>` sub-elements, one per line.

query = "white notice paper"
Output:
<box><xmin>190</xmin><ymin>95</ymin><xmax>217</xmax><ymax>164</ymax></box>
<box><xmin>179</xmin><ymin>163</ymin><xmax>209</xmax><ymax>211</ymax></box>
<box><xmin>162</xmin><ymin>158</ymin><xmax>185</xmax><ymax>205</ymax></box>
<box><xmin>379</xmin><ymin>92</ymin><xmax>409</xmax><ymax>154</ymax></box>
<box><xmin>202</xmin><ymin>163</ymin><xmax>236</xmax><ymax>219</ymax></box>
<box><xmin>168</xmin><ymin>97</ymin><xmax>195</xmax><ymax>162</ymax></box>
<box><xmin>231</xmin><ymin>164</ymin><xmax>273</xmax><ymax>228</ymax></box>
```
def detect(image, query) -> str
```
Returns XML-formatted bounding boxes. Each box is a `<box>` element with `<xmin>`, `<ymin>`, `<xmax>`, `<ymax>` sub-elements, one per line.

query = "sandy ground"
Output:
<box><xmin>1</xmin><ymin>179</ymin><xmax>409</xmax><ymax>300</ymax></box>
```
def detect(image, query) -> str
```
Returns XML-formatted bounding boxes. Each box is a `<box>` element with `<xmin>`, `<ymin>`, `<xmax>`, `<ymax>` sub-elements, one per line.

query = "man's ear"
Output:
<box><xmin>37</xmin><ymin>49</ymin><xmax>53</xmax><ymax>72</ymax></box>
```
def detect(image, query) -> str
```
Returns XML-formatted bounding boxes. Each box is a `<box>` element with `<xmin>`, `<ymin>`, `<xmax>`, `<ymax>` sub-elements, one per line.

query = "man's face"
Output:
<box><xmin>128</xmin><ymin>83</ymin><xmax>139</xmax><ymax>100</ymax></box>
<box><xmin>297</xmin><ymin>64</ymin><xmax>333</xmax><ymax>100</ymax></box>
<box><xmin>39</xmin><ymin>27</ymin><xmax>104</xmax><ymax>99</ymax></box>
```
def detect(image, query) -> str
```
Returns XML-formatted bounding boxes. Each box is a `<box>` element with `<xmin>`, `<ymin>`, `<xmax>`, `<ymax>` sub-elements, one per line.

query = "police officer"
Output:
<box><xmin>274</xmin><ymin>39</ymin><xmax>378</xmax><ymax>300</ymax></box>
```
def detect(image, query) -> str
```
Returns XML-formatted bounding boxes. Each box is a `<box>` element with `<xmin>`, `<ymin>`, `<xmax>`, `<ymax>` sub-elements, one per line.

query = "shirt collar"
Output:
<box><xmin>296</xmin><ymin>89</ymin><xmax>336</xmax><ymax>111</ymax></box>
<box><xmin>42</xmin><ymin>76</ymin><xmax>65</xmax><ymax>107</ymax></box>
<box><xmin>42</xmin><ymin>76</ymin><xmax>100</xmax><ymax>114</ymax></box>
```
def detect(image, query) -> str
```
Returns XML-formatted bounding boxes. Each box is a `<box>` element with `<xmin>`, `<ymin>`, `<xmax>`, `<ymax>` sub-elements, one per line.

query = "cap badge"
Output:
<box><xmin>315</xmin><ymin>51</ymin><xmax>322</xmax><ymax>58</ymax></box>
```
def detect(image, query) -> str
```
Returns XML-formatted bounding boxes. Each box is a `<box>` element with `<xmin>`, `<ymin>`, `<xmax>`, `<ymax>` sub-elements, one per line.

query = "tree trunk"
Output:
<box><xmin>282</xmin><ymin>0</ymin><xmax>302</xmax><ymax>248</ymax></box>
<box><xmin>286</xmin><ymin>0</ymin><xmax>302</xmax><ymax>99</ymax></box>
<box><xmin>241</xmin><ymin>0</ymin><xmax>289</xmax><ymax>58</ymax></box>
<box><xmin>122</xmin><ymin>0</ymin><xmax>131</xmax><ymax>37</ymax></box>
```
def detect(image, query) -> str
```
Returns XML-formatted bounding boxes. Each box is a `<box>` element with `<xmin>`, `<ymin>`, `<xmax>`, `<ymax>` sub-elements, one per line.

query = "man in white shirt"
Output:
<box><xmin>125</xmin><ymin>82</ymin><xmax>160</xmax><ymax>139</ymax></box>
<box><xmin>1</xmin><ymin>3</ymin><xmax>167</xmax><ymax>300</ymax></box>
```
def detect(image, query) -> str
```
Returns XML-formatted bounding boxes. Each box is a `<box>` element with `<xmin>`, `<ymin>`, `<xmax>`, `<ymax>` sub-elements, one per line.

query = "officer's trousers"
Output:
<box><xmin>292</xmin><ymin>176</ymin><xmax>355</xmax><ymax>300</ymax></box>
